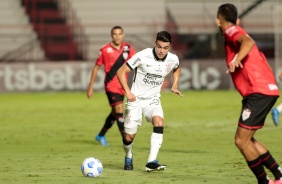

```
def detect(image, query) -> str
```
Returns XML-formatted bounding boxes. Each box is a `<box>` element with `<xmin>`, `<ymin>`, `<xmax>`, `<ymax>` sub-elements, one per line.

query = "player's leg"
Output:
<box><xmin>107</xmin><ymin>92</ymin><xmax>125</xmax><ymax>137</ymax></box>
<box><xmin>95</xmin><ymin>92</ymin><xmax>124</xmax><ymax>146</ymax></box>
<box><xmin>148</xmin><ymin>116</ymin><xmax>164</xmax><ymax>162</ymax></box>
<box><xmin>236</xmin><ymin>94</ymin><xmax>280</xmax><ymax>183</ymax></box>
<box><xmin>123</xmin><ymin>100</ymin><xmax>142</xmax><ymax>170</ymax></box>
<box><xmin>271</xmin><ymin>102</ymin><xmax>282</xmax><ymax>126</ymax></box>
<box><xmin>235</xmin><ymin>127</ymin><xmax>270</xmax><ymax>184</ymax></box>
<box><xmin>253</xmin><ymin>138</ymin><xmax>282</xmax><ymax>181</ymax></box>
<box><xmin>112</xmin><ymin>102</ymin><xmax>125</xmax><ymax>137</ymax></box>
<box><xmin>145</xmin><ymin>115</ymin><xmax>166</xmax><ymax>172</ymax></box>
<box><xmin>95</xmin><ymin>112</ymin><xmax>115</xmax><ymax>146</ymax></box>
<box><xmin>143</xmin><ymin>98</ymin><xmax>166</xmax><ymax>172</ymax></box>
<box><xmin>123</xmin><ymin>129</ymin><xmax>136</xmax><ymax>170</ymax></box>
<box><xmin>259</xmin><ymin>96</ymin><xmax>282</xmax><ymax>182</ymax></box>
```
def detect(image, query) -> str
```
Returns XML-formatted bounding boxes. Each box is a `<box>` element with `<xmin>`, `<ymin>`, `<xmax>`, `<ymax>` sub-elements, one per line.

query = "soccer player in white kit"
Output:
<box><xmin>117</xmin><ymin>31</ymin><xmax>183</xmax><ymax>171</ymax></box>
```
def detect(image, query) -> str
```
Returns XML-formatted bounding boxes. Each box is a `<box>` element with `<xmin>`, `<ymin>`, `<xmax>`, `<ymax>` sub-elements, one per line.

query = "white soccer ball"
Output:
<box><xmin>81</xmin><ymin>157</ymin><xmax>103</xmax><ymax>177</ymax></box>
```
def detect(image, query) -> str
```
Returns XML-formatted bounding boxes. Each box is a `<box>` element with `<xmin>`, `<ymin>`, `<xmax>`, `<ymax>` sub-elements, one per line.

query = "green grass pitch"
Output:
<box><xmin>0</xmin><ymin>90</ymin><xmax>281</xmax><ymax>184</ymax></box>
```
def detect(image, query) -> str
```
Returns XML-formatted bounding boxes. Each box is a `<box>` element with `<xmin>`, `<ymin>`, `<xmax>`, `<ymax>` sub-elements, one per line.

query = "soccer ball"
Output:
<box><xmin>81</xmin><ymin>157</ymin><xmax>103</xmax><ymax>177</ymax></box>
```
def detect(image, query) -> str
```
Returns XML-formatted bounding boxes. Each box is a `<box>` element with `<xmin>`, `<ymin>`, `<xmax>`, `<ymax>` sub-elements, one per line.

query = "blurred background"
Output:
<box><xmin>0</xmin><ymin>0</ymin><xmax>281</xmax><ymax>92</ymax></box>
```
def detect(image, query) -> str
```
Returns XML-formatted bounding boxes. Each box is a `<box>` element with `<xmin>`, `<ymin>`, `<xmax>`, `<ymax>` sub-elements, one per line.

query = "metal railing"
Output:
<box><xmin>57</xmin><ymin>0</ymin><xmax>88</xmax><ymax>60</ymax></box>
<box><xmin>0</xmin><ymin>40</ymin><xmax>40</xmax><ymax>62</ymax></box>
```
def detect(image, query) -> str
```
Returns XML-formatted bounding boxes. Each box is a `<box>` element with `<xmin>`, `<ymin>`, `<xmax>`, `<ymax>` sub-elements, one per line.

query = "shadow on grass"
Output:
<box><xmin>161</xmin><ymin>148</ymin><xmax>207</xmax><ymax>154</ymax></box>
<box><xmin>68</xmin><ymin>139</ymin><xmax>208</xmax><ymax>155</ymax></box>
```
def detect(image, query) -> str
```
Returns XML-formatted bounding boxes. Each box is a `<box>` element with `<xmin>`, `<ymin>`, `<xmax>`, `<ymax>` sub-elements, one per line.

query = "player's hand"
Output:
<box><xmin>227</xmin><ymin>54</ymin><xmax>243</xmax><ymax>73</ymax></box>
<box><xmin>228</xmin><ymin>60</ymin><xmax>243</xmax><ymax>73</ymax></box>
<box><xmin>87</xmin><ymin>88</ymin><xmax>93</xmax><ymax>99</ymax></box>
<box><xmin>171</xmin><ymin>88</ymin><xmax>184</xmax><ymax>97</ymax></box>
<box><xmin>126</xmin><ymin>92</ymin><xmax>136</xmax><ymax>102</ymax></box>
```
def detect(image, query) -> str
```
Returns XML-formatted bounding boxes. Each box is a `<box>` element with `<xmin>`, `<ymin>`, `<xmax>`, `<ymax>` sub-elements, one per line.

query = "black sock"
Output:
<box><xmin>153</xmin><ymin>126</ymin><xmax>164</xmax><ymax>134</ymax></box>
<box><xmin>115</xmin><ymin>113</ymin><xmax>124</xmax><ymax>137</ymax></box>
<box><xmin>98</xmin><ymin>113</ymin><xmax>115</xmax><ymax>136</ymax></box>
<box><xmin>261</xmin><ymin>151</ymin><xmax>282</xmax><ymax>180</ymax></box>
<box><xmin>247</xmin><ymin>157</ymin><xmax>268</xmax><ymax>184</ymax></box>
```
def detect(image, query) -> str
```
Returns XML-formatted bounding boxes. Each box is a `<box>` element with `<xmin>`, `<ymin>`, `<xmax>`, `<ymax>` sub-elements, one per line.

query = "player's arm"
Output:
<box><xmin>87</xmin><ymin>64</ymin><xmax>101</xmax><ymax>99</ymax></box>
<box><xmin>228</xmin><ymin>34</ymin><xmax>255</xmax><ymax>73</ymax></box>
<box><xmin>117</xmin><ymin>64</ymin><xmax>136</xmax><ymax>102</ymax></box>
<box><xmin>171</xmin><ymin>65</ymin><xmax>184</xmax><ymax>97</ymax></box>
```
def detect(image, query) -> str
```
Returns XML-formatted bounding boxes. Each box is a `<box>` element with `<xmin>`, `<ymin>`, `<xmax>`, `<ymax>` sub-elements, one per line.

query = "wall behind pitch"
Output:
<box><xmin>0</xmin><ymin>60</ymin><xmax>275</xmax><ymax>92</ymax></box>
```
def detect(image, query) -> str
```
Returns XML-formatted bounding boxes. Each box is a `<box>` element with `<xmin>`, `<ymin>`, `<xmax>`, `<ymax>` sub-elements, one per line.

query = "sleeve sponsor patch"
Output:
<box><xmin>225</xmin><ymin>26</ymin><xmax>238</xmax><ymax>37</ymax></box>
<box><xmin>131</xmin><ymin>58</ymin><xmax>141</xmax><ymax>67</ymax></box>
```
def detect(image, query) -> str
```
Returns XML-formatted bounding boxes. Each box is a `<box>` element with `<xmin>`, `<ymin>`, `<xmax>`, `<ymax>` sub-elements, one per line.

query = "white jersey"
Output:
<box><xmin>126</xmin><ymin>48</ymin><xmax>179</xmax><ymax>98</ymax></box>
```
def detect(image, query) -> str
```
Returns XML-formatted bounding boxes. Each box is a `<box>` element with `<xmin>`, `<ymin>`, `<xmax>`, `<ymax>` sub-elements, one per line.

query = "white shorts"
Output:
<box><xmin>124</xmin><ymin>97</ymin><xmax>164</xmax><ymax>134</ymax></box>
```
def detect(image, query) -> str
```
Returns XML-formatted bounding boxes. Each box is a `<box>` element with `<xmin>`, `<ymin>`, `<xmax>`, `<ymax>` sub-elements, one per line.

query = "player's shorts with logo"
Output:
<box><xmin>238</xmin><ymin>93</ymin><xmax>278</xmax><ymax>130</ymax></box>
<box><xmin>124</xmin><ymin>96</ymin><xmax>163</xmax><ymax>134</ymax></box>
<box><xmin>106</xmin><ymin>92</ymin><xmax>124</xmax><ymax>107</ymax></box>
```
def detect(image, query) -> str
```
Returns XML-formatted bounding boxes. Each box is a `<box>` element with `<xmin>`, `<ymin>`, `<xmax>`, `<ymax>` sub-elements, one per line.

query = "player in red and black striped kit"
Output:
<box><xmin>217</xmin><ymin>4</ymin><xmax>282</xmax><ymax>184</ymax></box>
<box><xmin>87</xmin><ymin>26</ymin><xmax>135</xmax><ymax>146</ymax></box>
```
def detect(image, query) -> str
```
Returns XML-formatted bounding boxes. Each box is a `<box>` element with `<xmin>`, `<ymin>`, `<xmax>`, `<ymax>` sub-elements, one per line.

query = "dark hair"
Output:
<box><xmin>111</xmin><ymin>26</ymin><xmax>123</xmax><ymax>34</ymax></box>
<box><xmin>217</xmin><ymin>3</ymin><xmax>237</xmax><ymax>24</ymax></box>
<box><xmin>156</xmin><ymin>31</ymin><xmax>172</xmax><ymax>43</ymax></box>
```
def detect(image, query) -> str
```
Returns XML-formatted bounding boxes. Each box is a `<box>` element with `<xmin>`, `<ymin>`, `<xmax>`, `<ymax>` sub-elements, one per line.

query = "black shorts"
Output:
<box><xmin>238</xmin><ymin>93</ymin><xmax>278</xmax><ymax>130</ymax></box>
<box><xmin>106</xmin><ymin>92</ymin><xmax>124</xmax><ymax>107</ymax></box>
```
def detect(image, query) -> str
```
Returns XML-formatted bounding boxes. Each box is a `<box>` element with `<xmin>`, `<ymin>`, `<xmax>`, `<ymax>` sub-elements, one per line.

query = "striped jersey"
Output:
<box><xmin>96</xmin><ymin>42</ymin><xmax>135</xmax><ymax>94</ymax></box>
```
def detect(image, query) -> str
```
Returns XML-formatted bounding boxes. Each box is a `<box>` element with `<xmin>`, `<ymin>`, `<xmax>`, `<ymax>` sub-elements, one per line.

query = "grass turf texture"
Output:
<box><xmin>0</xmin><ymin>90</ymin><xmax>281</xmax><ymax>184</ymax></box>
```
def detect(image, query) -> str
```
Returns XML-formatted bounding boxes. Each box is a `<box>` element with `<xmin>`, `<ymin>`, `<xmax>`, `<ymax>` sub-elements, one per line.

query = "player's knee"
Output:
<box><xmin>112</xmin><ymin>104</ymin><xmax>123</xmax><ymax>114</ymax></box>
<box><xmin>235</xmin><ymin>136</ymin><xmax>249</xmax><ymax>150</ymax></box>
<box><xmin>123</xmin><ymin>133</ymin><xmax>135</xmax><ymax>143</ymax></box>
<box><xmin>152</xmin><ymin>116</ymin><xmax>164</xmax><ymax>127</ymax></box>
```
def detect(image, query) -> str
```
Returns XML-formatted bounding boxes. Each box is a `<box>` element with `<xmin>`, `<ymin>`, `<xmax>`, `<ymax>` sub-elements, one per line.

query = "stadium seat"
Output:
<box><xmin>0</xmin><ymin>0</ymin><xmax>45</xmax><ymax>61</ymax></box>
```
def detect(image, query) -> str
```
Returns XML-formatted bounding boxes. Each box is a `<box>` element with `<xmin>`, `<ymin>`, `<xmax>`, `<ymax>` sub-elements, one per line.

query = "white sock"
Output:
<box><xmin>277</xmin><ymin>103</ymin><xmax>282</xmax><ymax>112</ymax></box>
<box><xmin>123</xmin><ymin>143</ymin><xmax>133</xmax><ymax>158</ymax></box>
<box><xmin>147</xmin><ymin>132</ymin><xmax>163</xmax><ymax>162</ymax></box>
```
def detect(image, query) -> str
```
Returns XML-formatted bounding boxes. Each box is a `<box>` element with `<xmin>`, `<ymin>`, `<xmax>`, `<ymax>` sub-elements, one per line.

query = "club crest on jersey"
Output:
<box><xmin>123</xmin><ymin>45</ymin><xmax>129</xmax><ymax>51</ymax></box>
<box><xmin>165</xmin><ymin>63</ymin><xmax>173</xmax><ymax>72</ymax></box>
<box><xmin>123</xmin><ymin>52</ymin><xmax>128</xmax><ymax>60</ymax></box>
<box><xmin>242</xmin><ymin>108</ymin><xmax>251</xmax><ymax>121</ymax></box>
